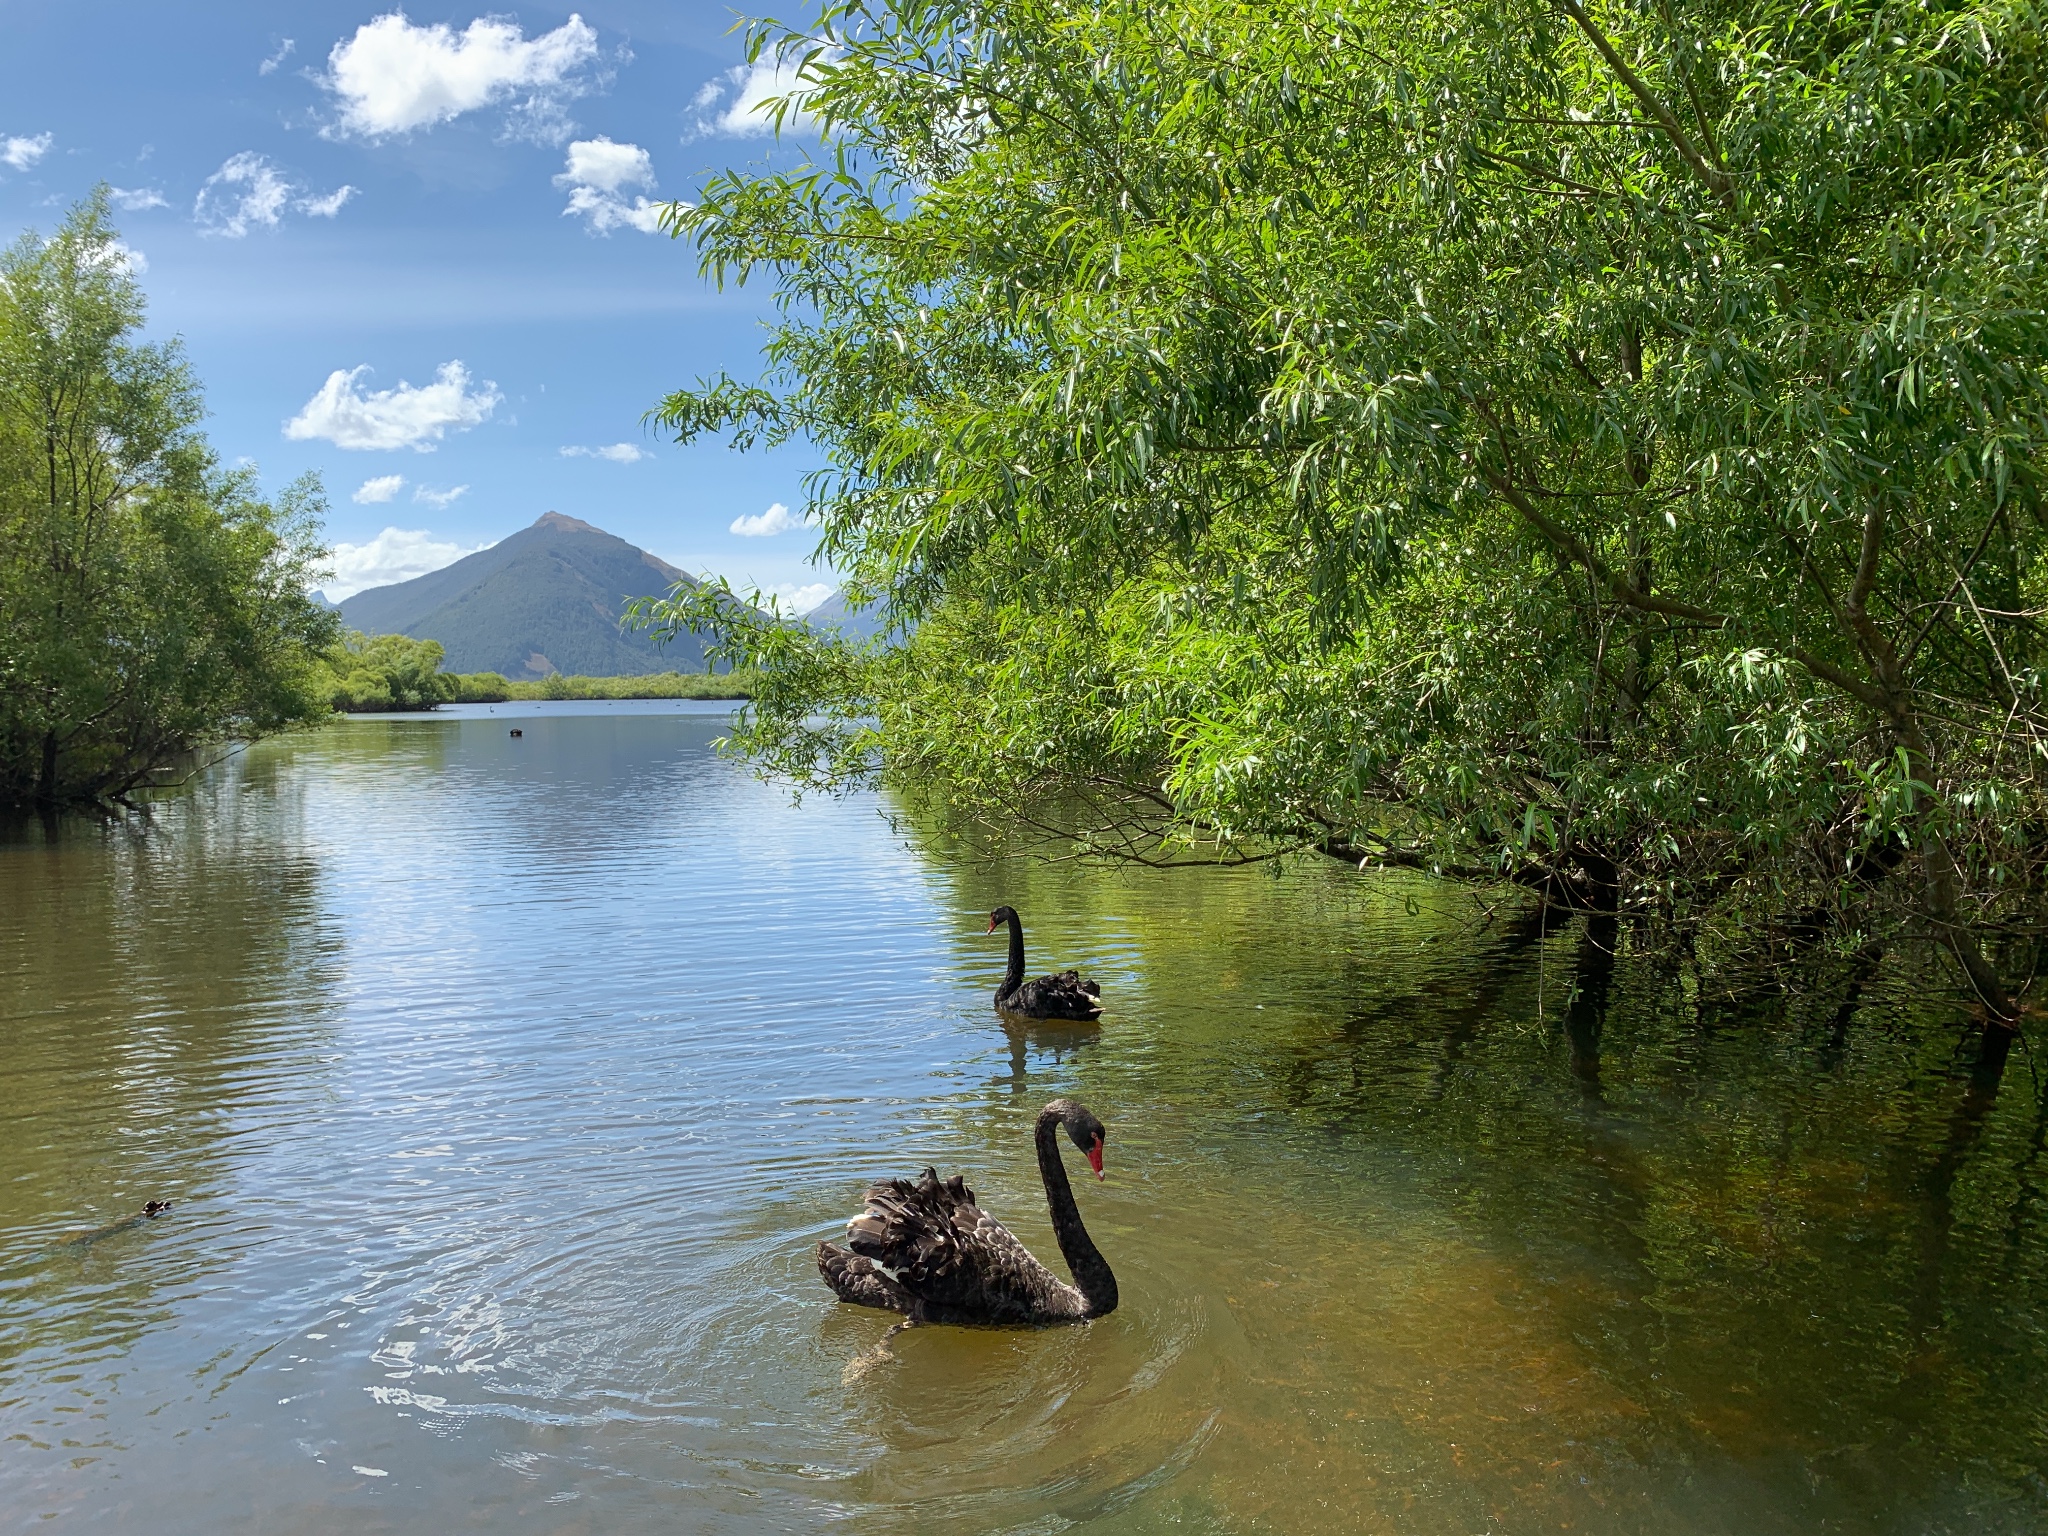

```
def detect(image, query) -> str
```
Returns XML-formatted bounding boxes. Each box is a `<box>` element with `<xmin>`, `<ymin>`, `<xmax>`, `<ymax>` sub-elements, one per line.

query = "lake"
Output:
<box><xmin>3</xmin><ymin>702</ymin><xmax>2045</xmax><ymax>1533</ymax></box>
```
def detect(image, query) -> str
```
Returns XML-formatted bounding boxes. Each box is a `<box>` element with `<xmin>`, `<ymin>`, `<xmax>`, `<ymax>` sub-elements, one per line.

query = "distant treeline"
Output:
<box><xmin>321</xmin><ymin>631</ymin><xmax>752</xmax><ymax>711</ymax></box>
<box><xmin>453</xmin><ymin>670</ymin><xmax>756</xmax><ymax>703</ymax></box>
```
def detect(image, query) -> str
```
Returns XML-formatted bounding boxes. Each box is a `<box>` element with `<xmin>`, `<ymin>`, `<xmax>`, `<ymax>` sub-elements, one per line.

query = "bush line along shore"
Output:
<box><xmin>320</xmin><ymin>631</ymin><xmax>754</xmax><ymax>710</ymax></box>
<box><xmin>342</xmin><ymin>670</ymin><xmax>757</xmax><ymax>709</ymax></box>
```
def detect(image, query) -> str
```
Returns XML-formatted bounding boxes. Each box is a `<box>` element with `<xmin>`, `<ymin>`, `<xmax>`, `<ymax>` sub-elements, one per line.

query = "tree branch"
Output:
<box><xmin>1553</xmin><ymin>0</ymin><xmax>1735</xmax><ymax>207</ymax></box>
<box><xmin>1481</xmin><ymin>466</ymin><xmax>1723</xmax><ymax>623</ymax></box>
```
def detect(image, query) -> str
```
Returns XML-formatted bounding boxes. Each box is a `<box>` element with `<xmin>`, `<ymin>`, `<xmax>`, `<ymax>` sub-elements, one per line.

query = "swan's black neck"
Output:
<box><xmin>997</xmin><ymin>909</ymin><xmax>1026</xmax><ymax>1003</ymax></box>
<box><xmin>1036</xmin><ymin>1106</ymin><xmax>1118</xmax><ymax>1316</ymax></box>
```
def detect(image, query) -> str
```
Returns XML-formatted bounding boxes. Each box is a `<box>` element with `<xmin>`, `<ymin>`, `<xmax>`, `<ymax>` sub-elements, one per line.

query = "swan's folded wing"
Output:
<box><xmin>816</xmin><ymin>1241</ymin><xmax>918</xmax><ymax>1310</ymax></box>
<box><xmin>1051</xmin><ymin>969</ymin><xmax>1104</xmax><ymax>1001</ymax></box>
<box><xmin>844</xmin><ymin>1169</ymin><xmax>1074</xmax><ymax>1323</ymax></box>
<box><xmin>1014</xmin><ymin>970</ymin><xmax>1104</xmax><ymax>1018</ymax></box>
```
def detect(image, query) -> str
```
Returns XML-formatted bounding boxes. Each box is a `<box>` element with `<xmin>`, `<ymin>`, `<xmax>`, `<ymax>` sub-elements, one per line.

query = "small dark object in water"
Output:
<box><xmin>59</xmin><ymin>1198</ymin><xmax>175</xmax><ymax>1252</ymax></box>
<box><xmin>509</xmin><ymin>728</ymin><xmax>523</xmax><ymax>737</ymax></box>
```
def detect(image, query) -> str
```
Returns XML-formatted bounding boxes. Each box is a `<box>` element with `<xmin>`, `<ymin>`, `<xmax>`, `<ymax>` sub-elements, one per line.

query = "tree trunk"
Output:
<box><xmin>36</xmin><ymin>729</ymin><xmax>57</xmax><ymax>804</ymax></box>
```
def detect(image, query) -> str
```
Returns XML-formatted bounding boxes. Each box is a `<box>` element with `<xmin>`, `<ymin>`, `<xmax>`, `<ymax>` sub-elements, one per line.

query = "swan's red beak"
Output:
<box><xmin>1087</xmin><ymin>1135</ymin><xmax>1104</xmax><ymax>1179</ymax></box>
<box><xmin>986</xmin><ymin>916</ymin><xmax>996</xmax><ymax>933</ymax></box>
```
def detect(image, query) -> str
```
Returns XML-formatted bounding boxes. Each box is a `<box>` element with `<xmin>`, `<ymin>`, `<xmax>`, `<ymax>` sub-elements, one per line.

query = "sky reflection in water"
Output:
<box><xmin>2</xmin><ymin>702</ymin><xmax>2045</xmax><ymax>1533</ymax></box>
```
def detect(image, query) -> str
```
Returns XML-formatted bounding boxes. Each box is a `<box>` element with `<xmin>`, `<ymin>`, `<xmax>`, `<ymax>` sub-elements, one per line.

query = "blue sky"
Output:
<box><xmin>0</xmin><ymin>2</ymin><xmax>835</xmax><ymax>606</ymax></box>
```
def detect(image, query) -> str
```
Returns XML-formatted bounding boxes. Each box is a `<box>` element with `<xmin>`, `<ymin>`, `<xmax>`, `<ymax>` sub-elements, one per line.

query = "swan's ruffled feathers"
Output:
<box><xmin>842</xmin><ymin>1167</ymin><xmax>1082</xmax><ymax>1323</ymax></box>
<box><xmin>815</xmin><ymin>1241</ymin><xmax>917</xmax><ymax>1311</ymax></box>
<box><xmin>1005</xmin><ymin>970</ymin><xmax>1104</xmax><ymax>1020</ymax></box>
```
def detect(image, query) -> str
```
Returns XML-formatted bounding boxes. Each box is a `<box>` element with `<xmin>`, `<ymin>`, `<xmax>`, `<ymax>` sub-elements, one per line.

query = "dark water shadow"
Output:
<box><xmin>995</xmin><ymin>1014</ymin><xmax>1103</xmax><ymax>1098</ymax></box>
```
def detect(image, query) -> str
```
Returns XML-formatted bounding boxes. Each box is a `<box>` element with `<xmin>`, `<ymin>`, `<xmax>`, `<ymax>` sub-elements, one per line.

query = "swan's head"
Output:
<box><xmin>986</xmin><ymin>905</ymin><xmax>1018</xmax><ymax>934</ymax></box>
<box><xmin>1047</xmin><ymin>1097</ymin><xmax>1107</xmax><ymax>1179</ymax></box>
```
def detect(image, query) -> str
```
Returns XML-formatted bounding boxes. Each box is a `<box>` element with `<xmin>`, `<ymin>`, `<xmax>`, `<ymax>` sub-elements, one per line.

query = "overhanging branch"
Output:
<box><xmin>1553</xmin><ymin>0</ymin><xmax>1736</xmax><ymax>208</ymax></box>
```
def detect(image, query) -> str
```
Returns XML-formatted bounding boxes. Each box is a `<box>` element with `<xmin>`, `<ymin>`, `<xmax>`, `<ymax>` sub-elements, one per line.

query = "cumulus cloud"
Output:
<box><xmin>555</xmin><ymin>137</ymin><xmax>664</xmax><ymax>234</ymax></box>
<box><xmin>730</xmin><ymin>501</ymin><xmax>802</xmax><ymax>537</ymax></box>
<box><xmin>324</xmin><ymin>526</ymin><xmax>492</xmax><ymax>602</ymax></box>
<box><xmin>285</xmin><ymin>361</ymin><xmax>501</xmax><ymax>451</ymax></box>
<box><xmin>688</xmin><ymin>52</ymin><xmax>825</xmax><ymax>139</ymax></box>
<box><xmin>560</xmin><ymin>135</ymin><xmax>649</xmax><ymax>191</ymax></box>
<box><xmin>412</xmin><ymin>484</ymin><xmax>469</xmax><ymax>509</ymax></box>
<box><xmin>561</xmin><ymin>186</ymin><xmax>662</xmax><ymax>234</ymax></box>
<box><xmin>195</xmin><ymin>152</ymin><xmax>357</xmax><ymax>237</ymax></box>
<box><xmin>259</xmin><ymin>39</ymin><xmax>296</xmax><ymax>76</ymax></box>
<box><xmin>110</xmin><ymin>186</ymin><xmax>168</xmax><ymax>211</ymax></box>
<box><xmin>322</xmin><ymin>12</ymin><xmax>600</xmax><ymax>141</ymax></box>
<box><xmin>2</xmin><ymin>133</ymin><xmax>53</xmax><ymax>172</ymax></box>
<box><xmin>560</xmin><ymin>442</ymin><xmax>647</xmax><ymax>463</ymax></box>
<box><xmin>770</xmin><ymin>581</ymin><xmax>834</xmax><ymax>614</ymax></box>
<box><xmin>353</xmin><ymin>474</ymin><xmax>406</xmax><ymax>504</ymax></box>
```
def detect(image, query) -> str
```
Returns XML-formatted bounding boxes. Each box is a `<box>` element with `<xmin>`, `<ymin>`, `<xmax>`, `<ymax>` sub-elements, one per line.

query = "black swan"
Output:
<box><xmin>816</xmin><ymin>1098</ymin><xmax>1118</xmax><ymax>1328</ymax></box>
<box><xmin>987</xmin><ymin>906</ymin><xmax>1102</xmax><ymax>1020</ymax></box>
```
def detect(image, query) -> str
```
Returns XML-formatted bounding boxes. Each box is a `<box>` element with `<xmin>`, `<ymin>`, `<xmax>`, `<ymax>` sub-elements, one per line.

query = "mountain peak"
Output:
<box><xmin>339</xmin><ymin>514</ymin><xmax>706</xmax><ymax>678</ymax></box>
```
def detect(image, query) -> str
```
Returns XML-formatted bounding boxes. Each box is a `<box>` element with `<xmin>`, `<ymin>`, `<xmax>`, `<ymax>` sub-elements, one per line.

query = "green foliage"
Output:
<box><xmin>0</xmin><ymin>191</ymin><xmax>337</xmax><ymax>806</ymax></box>
<box><xmin>343</xmin><ymin>666</ymin><xmax>758</xmax><ymax>707</ymax></box>
<box><xmin>491</xmin><ymin>669</ymin><xmax>758</xmax><ymax>700</ymax></box>
<box><xmin>320</xmin><ymin>631</ymin><xmax>461</xmax><ymax>712</ymax></box>
<box><xmin>450</xmin><ymin>672</ymin><xmax>514</xmax><ymax>703</ymax></box>
<box><xmin>648</xmin><ymin>0</ymin><xmax>2048</xmax><ymax>1001</ymax></box>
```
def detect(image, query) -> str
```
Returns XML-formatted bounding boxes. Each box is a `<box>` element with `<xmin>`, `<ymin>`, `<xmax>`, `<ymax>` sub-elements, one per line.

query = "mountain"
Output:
<box><xmin>338</xmin><ymin>513</ymin><xmax>708</xmax><ymax>678</ymax></box>
<box><xmin>805</xmin><ymin>587</ymin><xmax>891</xmax><ymax>641</ymax></box>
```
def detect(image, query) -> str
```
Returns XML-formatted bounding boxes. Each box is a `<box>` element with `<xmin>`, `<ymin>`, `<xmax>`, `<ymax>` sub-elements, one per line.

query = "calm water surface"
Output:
<box><xmin>4</xmin><ymin>702</ymin><xmax>2046</xmax><ymax>1533</ymax></box>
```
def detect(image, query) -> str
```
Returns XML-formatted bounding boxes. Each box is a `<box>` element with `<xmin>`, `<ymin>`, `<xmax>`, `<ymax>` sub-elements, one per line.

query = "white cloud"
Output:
<box><xmin>412</xmin><ymin>484</ymin><xmax>469</xmax><ymax>509</ymax></box>
<box><xmin>560</xmin><ymin>442</ymin><xmax>647</xmax><ymax>463</ymax></box>
<box><xmin>259</xmin><ymin>39</ymin><xmax>296</xmax><ymax>76</ymax></box>
<box><xmin>3</xmin><ymin>132</ymin><xmax>54</xmax><ymax>172</ymax></box>
<box><xmin>322</xmin><ymin>12</ymin><xmax>599</xmax><ymax>140</ymax></box>
<box><xmin>110</xmin><ymin>186</ymin><xmax>169</xmax><ymax>211</ymax></box>
<box><xmin>285</xmin><ymin>361</ymin><xmax>501</xmax><ymax>451</ymax></box>
<box><xmin>196</xmin><ymin>152</ymin><xmax>290</xmax><ymax>236</ymax></box>
<box><xmin>555</xmin><ymin>137</ymin><xmax>664</xmax><ymax>234</ymax></box>
<box><xmin>195</xmin><ymin>152</ymin><xmax>356</xmax><ymax>237</ymax></box>
<box><xmin>771</xmin><ymin>581</ymin><xmax>834</xmax><ymax>614</ymax></box>
<box><xmin>730</xmin><ymin>501</ymin><xmax>802</xmax><ymax>537</ymax></box>
<box><xmin>563</xmin><ymin>185</ymin><xmax>664</xmax><ymax>233</ymax></box>
<box><xmin>560</xmin><ymin>136</ymin><xmax>650</xmax><ymax>192</ymax></box>
<box><xmin>688</xmin><ymin>53</ymin><xmax>825</xmax><ymax>139</ymax></box>
<box><xmin>78</xmin><ymin>238</ymin><xmax>148</xmax><ymax>277</ymax></box>
<box><xmin>352</xmin><ymin>474</ymin><xmax>406</xmax><ymax>504</ymax></box>
<box><xmin>300</xmin><ymin>185</ymin><xmax>357</xmax><ymax>218</ymax></box>
<box><xmin>324</xmin><ymin>526</ymin><xmax>492</xmax><ymax>602</ymax></box>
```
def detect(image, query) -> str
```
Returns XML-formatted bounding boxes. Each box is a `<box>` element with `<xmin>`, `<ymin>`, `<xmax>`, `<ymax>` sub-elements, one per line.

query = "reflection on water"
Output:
<box><xmin>2</xmin><ymin>701</ymin><xmax>2045</xmax><ymax>1533</ymax></box>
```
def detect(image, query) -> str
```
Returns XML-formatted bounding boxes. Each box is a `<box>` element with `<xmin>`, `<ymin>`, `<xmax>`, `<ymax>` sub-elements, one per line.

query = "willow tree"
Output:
<box><xmin>0</xmin><ymin>193</ymin><xmax>336</xmax><ymax>807</ymax></box>
<box><xmin>646</xmin><ymin>0</ymin><xmax>2048</xmax><ymax>1028</ymax></box>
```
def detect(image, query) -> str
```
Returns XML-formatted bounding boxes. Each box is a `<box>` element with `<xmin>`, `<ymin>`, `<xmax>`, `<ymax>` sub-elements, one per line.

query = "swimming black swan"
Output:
<box><xmin>816</xmin><ymin>1098</ymin><xmax>1118</xmax><ymax>1328</ymax></box>
<box><xmin>987</xmin><ymin>906</ymin><xmax>1102</xmax><ymax>1020</ymax></box>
